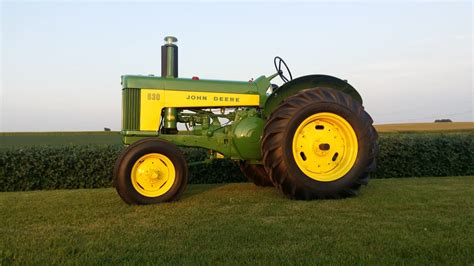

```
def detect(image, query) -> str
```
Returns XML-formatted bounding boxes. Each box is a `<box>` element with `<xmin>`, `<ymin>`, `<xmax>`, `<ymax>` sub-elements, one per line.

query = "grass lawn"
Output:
<box><xmin>1</xmin><ymin>176</ymin><xmax>473</xmax><ymax>265</ymax></box>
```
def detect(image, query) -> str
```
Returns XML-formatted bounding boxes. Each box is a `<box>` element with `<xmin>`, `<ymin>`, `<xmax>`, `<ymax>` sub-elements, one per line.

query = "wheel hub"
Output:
<box><xmin>292</xmin><ymin>113</ymin><xmax>358</xmax><ymax>182</ymax></box>
<box><xmin>131</xmin><ymin>153</ymin><xmax>176</xmax><ymax>197</ymax></box>
<box><xmin>318</xmin><ymin>143</ymin><xmax>330</xmax><ymax>151</ymax></box>
<box><xmin>138</xmin><ymin>164</ymin><xmax>167</xmax><ymax>188</ymax></box>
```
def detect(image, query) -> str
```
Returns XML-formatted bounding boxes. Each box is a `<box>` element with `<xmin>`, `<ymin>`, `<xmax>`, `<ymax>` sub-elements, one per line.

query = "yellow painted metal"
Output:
<box><xmin>140</xmin><ymin>89</ymin><xmax>165</xmax><ymax>131</ymax></box>
<box><xmin>140</xmin><ymin>89</ymin><xmax>260</xmax><ymax>131</ymax></box>
<box><xmin>292</xmin><ymin>112</ymin><xmax>358</xmax><ymax>182</ymax></box>
<box><xmin>131</xmin><ymin>153</ymin><xmax>176</xmax><ymax>197</ymax></box>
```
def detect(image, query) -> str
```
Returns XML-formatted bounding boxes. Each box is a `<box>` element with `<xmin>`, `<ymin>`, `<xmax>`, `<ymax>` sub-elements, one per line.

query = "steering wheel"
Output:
<box><xmin>274</xmin><ymin>56</ymin><xmax>293</xmax><ymax>83</ymax></box>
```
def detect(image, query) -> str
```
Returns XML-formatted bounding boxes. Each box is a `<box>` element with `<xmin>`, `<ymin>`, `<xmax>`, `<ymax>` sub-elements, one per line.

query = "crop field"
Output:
<box><xmin>1</xmin><ymin>122</ymin><xmax>472</xmax><ymax>148</ymax></box>
<box><xmin>0</xmin><ymin>131</ymin><xmax>121</xmax><ymax>148</ymax></box>
<box><xmin>374</xmin><ymin>122</ymin><xmax>473</xmax><ymax>133</ymax></box>
<box><xmin>1</xmin><ymin>176</ymin><xmax>473</xmax><ymax>265</ymax></box>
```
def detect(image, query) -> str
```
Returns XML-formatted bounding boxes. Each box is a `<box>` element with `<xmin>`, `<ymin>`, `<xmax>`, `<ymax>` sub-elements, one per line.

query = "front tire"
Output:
<box><xmin>113</xmin><ymin>138</ymin><xmax>188</xmax><ymax>204</ymax></box>
<box><xmin>262</xmin><ymin>87</ymin><xmax>378</xmax><ymax>200</ymax></box>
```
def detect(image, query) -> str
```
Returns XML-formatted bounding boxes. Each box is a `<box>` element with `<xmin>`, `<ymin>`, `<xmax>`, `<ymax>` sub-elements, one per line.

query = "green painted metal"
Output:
<box><xmin>263</xmin><ymin>74</ymin><xmax>363</xmax><ymax>118</ymax></box>
<box><xmin>164</xmin><ymin>108</ymin><xmax>178</xmax><ymax>129</ymax></box>
<box><xmin>124</xmin><ymin>130</ymin><xmax>238</xmax><ymax>158</ymax></box>
<box><xmin>162</xmin><ymin>41</ymin><xmax>178</xmax><ymax>130</ymax></box>
<box><xmin>166</xmin><ymin>45</ymin><xmax>175</xmax><ymax>78</ymax></box>
<box><xmin>122</xmin><ymin>130</ymin><xmax>159</xmax><ymax>137</ymax></box>
<box><xmin>122</xmin><ymin>88</ymin><xmax>140</xmax><ymax>131</ymax></box>
<box><xmin>122</xmin><ymin>108</ymin><xmax>264</xmax><ymax>160</ymax></box>
<box><xmin>253</xmin><ymin>76</ymin><xmax>272</xmax><ymax>106</ymax></box>
<box><xmin>232</xmin><ymin>114</ymin><xmax>265</xmax><ymax>159</ymax></box>
<box><xmin>121</xmin><ymin>75</ymin><xmax>270</xmax><ymax>105</ymax></box>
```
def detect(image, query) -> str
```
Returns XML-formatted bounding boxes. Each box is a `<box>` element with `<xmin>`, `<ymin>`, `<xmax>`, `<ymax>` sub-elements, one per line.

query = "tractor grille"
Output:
<box><xmin>122</xmin><ymin>88</ymin><xmax>140</xmax><ymax>131</ymax></box>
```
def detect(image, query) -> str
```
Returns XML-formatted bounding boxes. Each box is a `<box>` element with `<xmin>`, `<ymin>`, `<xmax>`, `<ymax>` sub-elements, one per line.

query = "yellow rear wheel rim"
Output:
<box><xmin>292</xmin><ymin>112</ymin><xmax>358</xmax><ymax>182</ymax></box>
<box><xmin>131</xmin><ymin>153</ymin><xmax>176</xmax><ymax>197</ymax></box>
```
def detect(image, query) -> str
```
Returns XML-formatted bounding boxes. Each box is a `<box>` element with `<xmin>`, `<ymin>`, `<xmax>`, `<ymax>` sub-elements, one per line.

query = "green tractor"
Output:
<box><xmin>114</xmin><ymin>36</ymin><xmax>378</xmax><ymax>204</ymax></box>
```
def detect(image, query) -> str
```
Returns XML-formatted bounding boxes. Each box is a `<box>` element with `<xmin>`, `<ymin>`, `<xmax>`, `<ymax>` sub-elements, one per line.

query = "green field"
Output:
<box><xmin>0</xmin><ymin>131</ymin><xmax>121</xmax><ymax>148</ymax></box>
<box><xmin>1</xmin><ymin>176</ymin><xmax>473</xmax><ymax>265</ymax></box>
<box><xmin>374</xmin><ymin>122</ymin><xmax>474</xmax><ymax>133</ymax></box>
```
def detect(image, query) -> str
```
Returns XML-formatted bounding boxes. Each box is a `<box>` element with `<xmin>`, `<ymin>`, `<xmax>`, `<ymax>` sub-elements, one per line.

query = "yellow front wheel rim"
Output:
<box><xmin>292</xmin><ymin>112</ymin><xmax>358</xmax><ymax>182</ymax></box>
<box><xmin>131</xmin><ymin>153</ymin><xmax>176</xmax><ymax>197</ymax></box>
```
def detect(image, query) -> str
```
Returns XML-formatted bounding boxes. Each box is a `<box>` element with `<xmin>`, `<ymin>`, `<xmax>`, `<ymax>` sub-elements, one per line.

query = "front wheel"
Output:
<box><xmin>261</xmin><ymin>87</ymin><xmax>378</xmax><ymax>200</ymax></box>
<box><xmin>113</xmin><ymin>138</ymin><xmax>188</xmax><ymax>204</ymax></box>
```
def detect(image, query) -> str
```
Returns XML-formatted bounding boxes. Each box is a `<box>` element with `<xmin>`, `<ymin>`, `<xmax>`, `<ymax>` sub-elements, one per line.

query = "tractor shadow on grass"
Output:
<box><xmin>179</xmin><ymin>183</ymin><xmax>288</xmax><ymax>202</ymax></box>
<box><xmin>180</xmin><ymin>183</ymin><xmax>227</xmax><ymax>200</ymax></box>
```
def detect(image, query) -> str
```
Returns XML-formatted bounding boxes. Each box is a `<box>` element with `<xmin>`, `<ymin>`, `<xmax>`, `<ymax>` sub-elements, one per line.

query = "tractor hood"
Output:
<box><xmin>121</xmin><ymin>75</ymin><xmax>269</xmax><ymax>95</ymax></box>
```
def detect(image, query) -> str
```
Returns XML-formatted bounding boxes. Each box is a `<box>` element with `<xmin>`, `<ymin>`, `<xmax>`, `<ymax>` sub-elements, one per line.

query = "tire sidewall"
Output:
<box><xmin>115</xmin><ymin>139</ymin><xmax>188</xmax><ymax>204</ymax></box>
<box><xmin>282</xmin><ymin>101</ymin><xmax>372</xmax><ymax>194</ymax></box>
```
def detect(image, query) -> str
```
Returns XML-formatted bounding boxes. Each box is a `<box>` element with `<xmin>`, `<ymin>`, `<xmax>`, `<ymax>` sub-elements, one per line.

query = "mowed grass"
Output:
<box><xmin>375</xmin><ymin>122</ymin><xmax>474</xmax><ymax>133</ymax></box>
<box><xmin>1</xmin><ymin>176</ymin><xmax>473</xmax><ymax>265</ymax></box>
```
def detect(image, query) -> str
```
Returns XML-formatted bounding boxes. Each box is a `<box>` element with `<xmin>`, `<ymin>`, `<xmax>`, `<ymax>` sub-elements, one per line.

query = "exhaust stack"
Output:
<box><xmin>161</xmin><ymin>36</ymin><xmax>178</xmax><ymax>78</ymax></box>
<box><xmin>161</xmin><ymin>36</ymin><xmax>178</xmax><ymax>133</ymax></box>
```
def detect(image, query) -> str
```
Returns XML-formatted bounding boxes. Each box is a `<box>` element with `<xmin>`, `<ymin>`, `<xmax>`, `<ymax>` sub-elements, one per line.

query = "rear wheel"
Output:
<box><xmin>239</xmin><ymin>161</ymin><xmax>273</xmax><ymax>187</ymax></box>
<box><xmin>114</xmin><ymin>138</ymin><xmax>188</xmax><ymax>204</ymax></box>
<box><xmin>262</xmin><ymin>87</ymin><xmax>378</xmax><ymax>200</ymax></box>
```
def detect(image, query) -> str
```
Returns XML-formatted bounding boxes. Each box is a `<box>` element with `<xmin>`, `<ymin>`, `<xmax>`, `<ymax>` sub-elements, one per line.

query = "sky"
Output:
<box><xmin>1</xmin><ymin>1</ymin><xmax>472</xmax><ymax>131</ymax></box>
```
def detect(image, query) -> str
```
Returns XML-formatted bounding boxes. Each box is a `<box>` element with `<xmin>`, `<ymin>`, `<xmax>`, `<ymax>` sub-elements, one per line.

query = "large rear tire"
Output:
<box><xmin>261</xmin><ymin>87</ymin><xmax>378</xmax><ymax>200</ymax></box>
<box><xmin>239</xmin><ymin>161</ymin><xmax>273</xmax><ymax>187</ymax></box>
<box><xmin>114</xmin><ymin>138</ymin><xmax>188</xmax><ymax>204</ymax></box>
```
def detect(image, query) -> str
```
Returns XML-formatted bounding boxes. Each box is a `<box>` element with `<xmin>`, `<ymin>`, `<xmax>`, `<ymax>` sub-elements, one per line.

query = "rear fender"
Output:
<box><xmin>263</xmin><ymin>74</ymin><xmax>362</xmax><ymax>118</ymax></box>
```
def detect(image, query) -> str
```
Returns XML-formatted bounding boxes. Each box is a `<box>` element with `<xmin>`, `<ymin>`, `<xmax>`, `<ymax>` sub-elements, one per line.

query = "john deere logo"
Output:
<box><xmin>186</xmin><ymin>95</ymin><xmax>207</xmax><ymax>100</ymax></box>
<box><xmin>213</xmin><ymin>96</ymin><xmax>240</xmax><ymax>103</ymax></box>
<box><xmin>185</xmin><ymin>94</ymin><xmax>241</xmax><ymax>102</ymax></box>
